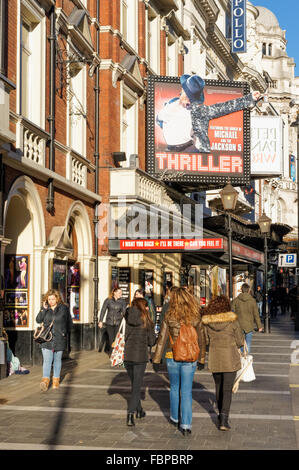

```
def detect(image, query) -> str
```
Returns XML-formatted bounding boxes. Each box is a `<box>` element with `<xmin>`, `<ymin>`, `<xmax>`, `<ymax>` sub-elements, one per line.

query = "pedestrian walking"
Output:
<box><xmin>254</xmin><ymin>285</ymin><xmax>264</xmax><ymax>319</ymax></box>
<box><xmin>277</xmin><ymin>285</ymin><xmax>287</xmax><ymax>315</ymax></box>
<box><xmin>133</xmin><ymin>288</ymin><xmax>145</xmax><ymax>299</ymax></box>
<box><xmin>152</xmin><ymin>287</ymin><xmax>206</xmax><ymax>436</ymax></box>
<box><xmin>285</xmin><ymin>287</ymin><xmax>291</xmax><ymax>315</ymax></box>
<box><xmin>201</xmin><ymin>295</ymin><xmax>244</xmax><ymax>431</ymax></box>
<box><xmin>124</xmin><ymin>298</ymin><xmax>156</xmax><ymax>426</ymax></box>
<box><xmin>289</xmin><ymin>286</ymin><xmax>299</xmax><ymax>320</ymax></box>
<box><xmin>36</xmin><ymin>289</ymin><xmax>73</xmax><ymax>392</ymax></box>
<box><xmin>98</xmin><ymin>288</ymin><xmax>127</xmax><ymax>354</ymax></box>
<box><xmin>268</xmin><ymin>286</ymin><xmax>278</xmax><ymax>318</ymax></box>
<box><xmin>232</xmin><ymin>283</ymin><xmax>263</xmax><ymax>352</ymax></box>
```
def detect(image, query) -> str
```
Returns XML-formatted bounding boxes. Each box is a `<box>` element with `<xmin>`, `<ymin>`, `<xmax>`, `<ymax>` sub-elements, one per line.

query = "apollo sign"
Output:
<box><xmin>231</xmin><ymin>0</ymin><xmax>247</xmax><ymax>53</ymax></box>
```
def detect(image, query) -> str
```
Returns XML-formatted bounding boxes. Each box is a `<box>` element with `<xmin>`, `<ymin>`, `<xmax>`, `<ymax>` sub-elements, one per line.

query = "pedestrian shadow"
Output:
<box><xmin>41</xmin><ymin>350</ymin><xmax>82</xmax><ymax>449</ymax></box>
<box><xmin>107</xmin><ymin>370</ymin><xmax>147</xmax><ymax>410</ymax></box>
<box><xmin>192</xmin><ymin>378</ymin><xmax>218</xmax><ymax>426</ymax></box>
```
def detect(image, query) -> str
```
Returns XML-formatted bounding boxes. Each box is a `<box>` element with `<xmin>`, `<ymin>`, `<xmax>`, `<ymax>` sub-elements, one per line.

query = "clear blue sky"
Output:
<box><xmin>250</xmin><ymin>0</ymin><xmax>299</xmax><ymax>76</ymax></box>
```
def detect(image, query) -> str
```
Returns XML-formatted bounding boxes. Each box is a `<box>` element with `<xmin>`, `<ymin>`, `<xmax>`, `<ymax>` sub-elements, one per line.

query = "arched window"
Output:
<box><xmin>268</xmin><ymin>43</ymin><xmax>272</xmax><ymax>56</ymax></box>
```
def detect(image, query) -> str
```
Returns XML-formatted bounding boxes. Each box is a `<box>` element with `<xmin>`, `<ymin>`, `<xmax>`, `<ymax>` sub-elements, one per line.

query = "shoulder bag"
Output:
<box><xmin>34</xmin><ymin>317</ymin><xmax>55</xmax><ymax>344</ymax></box>
<box><xmin>110</xmin><ymin>317</ymin><xmax>126</xmax><ymax>367</ymax></box>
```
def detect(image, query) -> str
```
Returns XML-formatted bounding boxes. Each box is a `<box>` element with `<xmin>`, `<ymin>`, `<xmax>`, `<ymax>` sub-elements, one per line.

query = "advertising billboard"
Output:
<box><xmin>251</xmin><ymin>116</ymin><xmax>283</xmax><ymax>176</ymax></box>
<box><xmin>147</xmin><ymin>75</ymin><xmax>251</xmax><ymax>187</ymax></box>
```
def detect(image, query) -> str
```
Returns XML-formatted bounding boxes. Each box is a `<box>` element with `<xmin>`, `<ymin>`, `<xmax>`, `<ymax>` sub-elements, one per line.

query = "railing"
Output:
<box><xmin>66</xmin><ymin>152</ymin><xmax>88</xmax><ymax>188</ymax></box>
<box><xmin>16</xmin><ymin>118</ymin><xmax>48</xmax><ymax>166</ymax></box>
<box><xmin>23</xmin><ymin>128</ymin><xmax>45</xmax><ymax>165</ymax></box>
<box><xmin>110</xmin><ymin>168</ymin><xmax>183</xmax><ymax>215</ymax></box>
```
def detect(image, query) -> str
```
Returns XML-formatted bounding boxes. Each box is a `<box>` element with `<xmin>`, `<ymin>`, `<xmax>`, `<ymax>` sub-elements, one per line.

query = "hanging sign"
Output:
<box><xmin>147</xmin><ymin>75</ymin><xmax>251</xmax><ymax>187</ymax></box>
<box><xmin>231</xmin><ymin>0</ymin><xmax>247</xmax><ymax>53</ymax></box>
<box><xmin>118</xmin><ymin>238</ymin><xmax>223</xmax><ymax>251</ymax></box>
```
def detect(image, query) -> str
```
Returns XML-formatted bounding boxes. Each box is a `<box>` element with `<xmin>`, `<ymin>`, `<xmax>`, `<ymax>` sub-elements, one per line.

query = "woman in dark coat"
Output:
<box><xmin>124</xmin><ymin>298</ymin><xmax>156</xmax><ymax>426</ymax></box>
<box><xmin>36</xmin><ymin>289</ymin><xmax>73</xmax><ymax>391</ymax></box>
<box><xmin>98</xmin><ymin>288</ymin><xmax>127</xmax><ymax>354</ymax></box>
<box><xmin>201</xmin><ymin>295</ymin><xmax>244</xmax><ymax>431</ymax></box>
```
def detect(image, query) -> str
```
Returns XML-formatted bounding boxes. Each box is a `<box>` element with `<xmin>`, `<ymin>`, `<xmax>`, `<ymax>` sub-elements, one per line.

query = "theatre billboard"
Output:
<box><xmin>251</xmin><ymin>116</ymin><xmax>283</xmax><ymax>176</ymax></box>
<box><xmin>146</xmin><ymin>75</ymin><xmax>251</xmax><ymax>187</ymax></box>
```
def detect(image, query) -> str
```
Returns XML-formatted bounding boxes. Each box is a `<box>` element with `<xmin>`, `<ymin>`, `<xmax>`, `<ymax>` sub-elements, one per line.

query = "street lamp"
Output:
<box><xmin>258</xmin><ymin>211</ymin><xmax>272</xmax><ymax>334</ymax></box>
<box><xmin>220</xmin><ymin>181</ymin><xmax>239</xmax><ymax>301</ymax></box>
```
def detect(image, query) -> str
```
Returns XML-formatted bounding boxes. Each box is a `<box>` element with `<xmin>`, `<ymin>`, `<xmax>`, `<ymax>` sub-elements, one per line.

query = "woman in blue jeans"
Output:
<box><xmin>152</xmin><ymin>288</ymin><xmax>206</xmax><ymax>436</ymax></box>
<box><xmin>36</xmin><ymin>289</ymin><xmax>73</xmax><ymax>391</ymax></box>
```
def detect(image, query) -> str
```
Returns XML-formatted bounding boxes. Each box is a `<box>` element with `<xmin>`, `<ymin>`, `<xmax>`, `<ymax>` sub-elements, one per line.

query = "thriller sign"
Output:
<box><xmin>147</xmin><ymin>75</ymin><xmax>251</xmax><ymax>187</ymax></box>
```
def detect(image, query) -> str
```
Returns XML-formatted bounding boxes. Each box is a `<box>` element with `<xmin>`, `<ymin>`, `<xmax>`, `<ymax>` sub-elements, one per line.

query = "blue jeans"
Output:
<box><xmin>42</xmin><ymin>349</ymin><xmax>63</xmax><ymax>379</ymax></box>
<box><xmin>240</xmin><ymin>331</ymin><xmax>253</xmax><ymax>354</ymax></box>
<box><xmin>166</xmin><ymin>358</ymin><xmax>197</xmax><ymax>430</ymax></box>
<box><xmin>257</xmin><ymin>302</ymin><xmax>263</xmax><ymax>318</ymax></box>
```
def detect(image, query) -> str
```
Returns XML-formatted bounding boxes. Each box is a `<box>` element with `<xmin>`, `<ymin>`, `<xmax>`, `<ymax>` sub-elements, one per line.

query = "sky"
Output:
<box><xmin>250</xmin><ymin>0</ymin><xmax>299</xmax><ymax>76</ymax></box>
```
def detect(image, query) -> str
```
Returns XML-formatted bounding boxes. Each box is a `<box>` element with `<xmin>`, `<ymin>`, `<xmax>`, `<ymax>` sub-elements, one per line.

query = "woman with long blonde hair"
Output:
<box><xmin>36</xmin><ymin>289</ymin><xmax>73</xmax><ymax>391</ymax></box>
<box><xmin>124</xmin><ymin>297</ymin><xmax>156</xmax><ymax>426</ymax></box>
<box><xmin>153</xmin><ymin>287</ymin><xmax>206</xmax><ymax>436</ymax></box>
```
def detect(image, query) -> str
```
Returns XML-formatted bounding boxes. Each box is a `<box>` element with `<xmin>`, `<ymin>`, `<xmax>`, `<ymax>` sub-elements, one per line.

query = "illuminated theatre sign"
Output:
<box><xmin>147</xmin><ymin>75</ymin><xmax>251</xmax><ymax>186</ymax></box>
<box><xmin>118</xmin><ymin>238</ymin><xmax>224</xmax><ymax>252</ymax></box>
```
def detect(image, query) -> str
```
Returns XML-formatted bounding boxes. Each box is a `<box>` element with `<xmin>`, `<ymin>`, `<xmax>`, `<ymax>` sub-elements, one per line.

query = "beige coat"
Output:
<box><xmin>202</xmin><ymin>311</ymin><xmax>244</xmax><ymax>373</ymax></box>
<box><xmin>232</xmin><ymin>293</ymin><xmax>262</xmax><ymax>333</ymax></box>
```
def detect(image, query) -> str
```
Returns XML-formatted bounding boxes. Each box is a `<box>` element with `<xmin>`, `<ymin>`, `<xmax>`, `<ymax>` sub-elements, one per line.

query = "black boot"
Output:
<box><xmin>127</xmin><ymin>413</ymin><xmax>135</xmax><ymax>426</ymax></box>
<box><xmin>136</xmin><ymin>408</ymin><xmax>146</xmax><ymax>419</ymax></box>
<box><xmin>180</xmin><ymin>428</ymin><xmax>192</xmax><ymax>436</ymax></box>
<box><xmin>219</xmin><ymin>413</ymin><xmax>230</xmax><ymax>431</ymax></box>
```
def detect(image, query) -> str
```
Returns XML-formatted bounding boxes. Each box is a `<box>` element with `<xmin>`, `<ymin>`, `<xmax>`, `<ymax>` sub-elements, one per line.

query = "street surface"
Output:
<box><xmin>0</xmin><ymin>314</ymin><xmax>299</xmax><ymax>451</ymax></box>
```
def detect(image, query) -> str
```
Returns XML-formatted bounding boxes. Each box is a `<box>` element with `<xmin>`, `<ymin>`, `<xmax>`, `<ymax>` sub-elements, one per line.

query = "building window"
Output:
<box><xmin>167</xmin><ymin>37</ymin><xmax>177</xmax><ymax>76</ymax></box>
<box><xmin>262</xmin><ymin>43</ymin><xmax>267</xmax><ymax>56</ymax></box>
<box><xmin>268</xmin><ymin>43</ymin><xmax>272</xmax><ymax>56</ymax></box>
<box><xmin>147</xmin><ymin>8</ymin><xmax>160</xmax><ymax>73</ymax></box>
<box><xmin>121</xmin><ymin>84</ymin><xmax>138</xmax><ymax>167</ymax></box>
<box><xmin>68</xmin><ymin>63</ymin><xmax>86</xmax><ymax>157</ymax></box>
<box><xmin>121</xmin><ymin>0</ymin><xmax>138</xmax><ymax>50</ymax></box>
<box><xmin>20</xmin><ymin>9</ymin><xmax>45</xmax><ymax>126</ymax></box>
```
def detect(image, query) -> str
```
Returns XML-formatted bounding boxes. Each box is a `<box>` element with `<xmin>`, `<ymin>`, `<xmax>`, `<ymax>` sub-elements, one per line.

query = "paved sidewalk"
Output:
<box><xmin>0</xmin><ymin>314</ymin><xmax>299</xmax><ymax>450</ymax></box>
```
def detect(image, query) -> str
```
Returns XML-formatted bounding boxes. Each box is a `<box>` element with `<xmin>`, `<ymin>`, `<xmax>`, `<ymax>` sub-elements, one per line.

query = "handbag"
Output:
<box><xmin>233</xmin><ymin>340</ymin><xmax>255</xmax><ymax>393</ymax></box>
<box><xmin>110</xmin><ymin>318</ymin><xmax>126</xmax><ymax>367</ymax></box>
<box><xmin>34</xmin><ymin>320</ymin><xmax>54</xmax><ymax>344</ymax></box>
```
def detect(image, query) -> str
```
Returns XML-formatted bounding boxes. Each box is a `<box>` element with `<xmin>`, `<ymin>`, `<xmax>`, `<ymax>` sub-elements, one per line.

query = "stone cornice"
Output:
<box><xmin>2</xmin><ymin>147</ymin><xmax>102</xmax><ymax>205</ymax></box>
<box><xmin>194</xmin><ymin>0</ymin><xmax>219</xmax><ymax>23</ymax></box>
<box><xmin>240</xmin><ymin>66</ymin><xmax>267</xmax><ymax>93</ymax></box>
<box><xmin>206</xmin><ymin>23</ymin><xmax>244</xmax><ymax>76</ymax></box>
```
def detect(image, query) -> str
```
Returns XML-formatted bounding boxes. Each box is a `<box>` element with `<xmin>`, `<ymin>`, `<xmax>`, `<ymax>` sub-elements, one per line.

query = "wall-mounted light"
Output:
<box><xmin>112</xmin><ymin>152</ymin><xmax>126</xmax><ymax>166</ymax></box>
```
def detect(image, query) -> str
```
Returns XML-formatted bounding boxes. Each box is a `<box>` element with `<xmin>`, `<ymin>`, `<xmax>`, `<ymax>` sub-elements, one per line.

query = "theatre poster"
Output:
<box><xmin>147</xmin><ymin>74</ymin><xmax>251</xmax><ymax>187</ymax></box>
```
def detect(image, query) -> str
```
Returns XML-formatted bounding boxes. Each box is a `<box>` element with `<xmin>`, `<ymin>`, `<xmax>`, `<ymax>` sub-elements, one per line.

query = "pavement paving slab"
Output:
<box><xmin>0</xmin><ymin>315</ymin><xmax>299</xmax><ymax>453</ymax></box>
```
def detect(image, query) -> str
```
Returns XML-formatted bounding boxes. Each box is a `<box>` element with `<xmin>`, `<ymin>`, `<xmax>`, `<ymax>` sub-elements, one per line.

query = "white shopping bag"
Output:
<box><xmin>233</xmin><ymin>341</ymin><xmax>255</xmax><ymax>393</ymax></box>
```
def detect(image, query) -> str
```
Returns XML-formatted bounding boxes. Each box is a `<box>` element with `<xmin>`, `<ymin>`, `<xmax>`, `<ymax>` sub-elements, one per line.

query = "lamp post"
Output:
<box><xmin>220</xmin><ymin>181</ymin><xmax>239</xmax><ymax>301</ymax></box>
<box><xmin>258</xmin><ymin>212</ymin><xmax>272</xmax><ymax>334</ymax></box>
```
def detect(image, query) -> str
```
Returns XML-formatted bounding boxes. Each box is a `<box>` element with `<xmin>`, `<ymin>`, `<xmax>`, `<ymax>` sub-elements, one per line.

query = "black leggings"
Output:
<box><xmin>124</xmin><ymin>362</ymin><xmax>147</xmax><ymax>414</ymax></box>
<box><xmin>212</xmin><ymin>371</ymin><xmax>237</xmax><ymax>416</ymax></box>
<box><xmin>106</xmin><ymin>325</ymin><xmax>119</xmax><ymax>352</ymax></box>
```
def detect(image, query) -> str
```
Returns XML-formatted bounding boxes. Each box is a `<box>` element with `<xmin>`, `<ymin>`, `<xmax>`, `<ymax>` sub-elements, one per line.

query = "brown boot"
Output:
<box><xmin>52</xmin><ymin>377</ymin><xmax>60</xmax><ymax>389</ymax></box>
<box><xmin>40</xmin><ymin>377</ymin><xmax>50</xmax><ymax>392</ymax></box>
